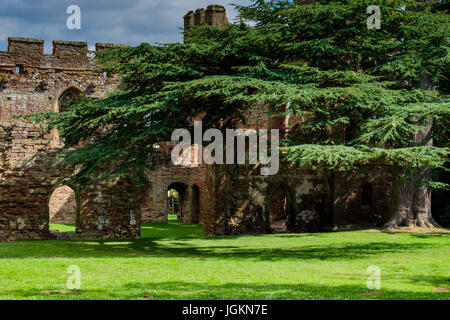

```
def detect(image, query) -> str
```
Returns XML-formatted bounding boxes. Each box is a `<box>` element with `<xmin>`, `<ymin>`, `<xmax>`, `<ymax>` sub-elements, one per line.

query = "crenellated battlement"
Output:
<box><xmin>0</xmin><ymin>37</ymin><xmax>127</xmax><ymax>73</ymax></box>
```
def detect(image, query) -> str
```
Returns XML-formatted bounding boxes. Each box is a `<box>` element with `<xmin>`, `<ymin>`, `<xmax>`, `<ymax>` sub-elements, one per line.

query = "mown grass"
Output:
<box><xmin>0</xmin><ymin>222</ymin><xmax>448</xmax><ymax>300</ymax></box>
<box><xmin>49</xmin><ymin>224</ymin><xmax>76</xmax><ymax>233</ymax></box>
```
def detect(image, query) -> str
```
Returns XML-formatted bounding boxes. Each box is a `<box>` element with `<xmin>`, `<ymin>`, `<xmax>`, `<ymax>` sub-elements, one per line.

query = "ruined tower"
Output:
<box><xmin>183</xmin><ymin>4</ymin><xmax>228</xmax><ymax>43</ymax></box>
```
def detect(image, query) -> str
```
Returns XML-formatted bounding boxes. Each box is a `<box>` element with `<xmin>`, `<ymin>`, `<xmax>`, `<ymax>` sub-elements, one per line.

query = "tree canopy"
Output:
<box><xmin>28</xmin><ymin>0</ymin><xmax>449</xmax><ymax>224</ymax></box>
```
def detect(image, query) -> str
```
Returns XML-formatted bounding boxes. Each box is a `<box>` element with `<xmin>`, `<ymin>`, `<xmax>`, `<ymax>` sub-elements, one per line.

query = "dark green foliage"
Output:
<box><xmin>27</xmin><ymin>1</ymin><xmax>449</xmax><ymax>194</ymax></box>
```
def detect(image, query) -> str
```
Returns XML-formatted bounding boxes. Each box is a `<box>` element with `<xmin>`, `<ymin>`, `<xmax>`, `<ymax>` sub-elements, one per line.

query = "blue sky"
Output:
<box><xmin>0</xmin><ymin>0</ymin><xmax>253</xmax><ymax>52</ymax></box>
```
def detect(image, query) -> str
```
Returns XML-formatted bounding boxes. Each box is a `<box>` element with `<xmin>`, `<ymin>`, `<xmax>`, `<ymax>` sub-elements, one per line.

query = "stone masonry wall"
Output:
<box><xmin>0</xmin><ymin>37</ymin><xmax>143</xmax><ymax>241</ymax></box>
<box><xmin>211</xmin><ymin>162</ymin><xmax>393</xmax><ymax>235</ymax></box>
<box><xmin>0</xmin><ymin>121</ymin><xmax>64</xmax><ymax>241</ymax></box>
<box><xmin>333</xmin><ymin>166</ymin><xmax>394</xmax><ymax>227</ymax></box>
<box><xmin>0</xmin><ymin>119</ymin><xmax>144</xmax><ymax>241</ymax></box>
<box><xmin>141</xmin><ymin>144</ymin><xmax>216</xmax><ymax>234</ymax></box>
<box><xmin>212</xmin><ymin>163</ymin><xmax>329</xmax><ymax>235</ymax></box>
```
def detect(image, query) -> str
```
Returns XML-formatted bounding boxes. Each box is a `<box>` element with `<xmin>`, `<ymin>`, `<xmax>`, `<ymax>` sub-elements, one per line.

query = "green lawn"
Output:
<box><xmin>50</xmin><ymin>224</ymin><xmax>76</xmax><ymax>233</ymax></box>
<box><xmin>0</xmin><ymin>222</ymin><xmax>448</xmax><ymax>300</ymax></box>
<box><xmin>168</xmin><ymin>214</ymin><xmax>179</xmax><ymax>223</ymax></box>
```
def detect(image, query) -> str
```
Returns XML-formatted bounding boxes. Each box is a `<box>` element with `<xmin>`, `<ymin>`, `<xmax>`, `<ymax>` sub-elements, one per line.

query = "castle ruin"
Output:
<box><xmin>0</xmin><ymin>5</ymin><xmax>393</xmax><ymax>241</ymax></box>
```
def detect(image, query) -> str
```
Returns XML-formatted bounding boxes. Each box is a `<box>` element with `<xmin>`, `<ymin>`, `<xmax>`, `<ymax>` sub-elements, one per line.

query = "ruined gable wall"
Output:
<box><xmin>0</xmin><ymin>38</ymin><xmax>120</xmax><ymax>121</ymax></box>
<box><xmin>0</xmin><ymin>38</ymin><xmax>143</xmax><ymax>241</ymax></box>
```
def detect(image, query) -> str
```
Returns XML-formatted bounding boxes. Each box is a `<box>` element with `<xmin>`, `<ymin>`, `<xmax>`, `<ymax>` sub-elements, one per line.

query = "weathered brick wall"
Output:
<box><xmin>333</xmin><ymin>167</ymin><xmax>394</xmax><ymax>226</ymax></box>
<box><xmin>78</xmin><ymin>176</ymin><xmax>144</xmax><ymax>239</ymax></box>
<box><xmin>0</xmin><ymin>121</ymin><xmax>69</xmax><ymax>240</ymax></box>
<box><xmin>142</xmin><ymin>144</ymin><xmax>216</xmax><ymax>234</ymax></box>
<box><xmin>0</xmin><ymin>38</ymin><xmax>119</xmax><ymax>122</ymax></box>
<box><xmin>210</xmin><ymin>163</ymin><xmax>393</xmax><ymax>235</ymax></box>
<box><xmin>0</xmin><ymin>120</ymin><xmax>144</xmax><ymax>241</ymax></box>
<box><xmin>211</xmin><ymin>163</ymin><xmax>328</xmax><ymax>235</ymax></box>
<box><xmin>143</xmin><ymin>165</ymin><xmax>215</xmax><ymax>220</ymax></box>
<box><xmin>184</xmin><ymin>5</ymin><xmax>228</xmax><ymax>42</ymax></box>
<box><xmin>0</xmin><ymin>38</ymin><xmax>143</xmax><ymax>241</ymax></box>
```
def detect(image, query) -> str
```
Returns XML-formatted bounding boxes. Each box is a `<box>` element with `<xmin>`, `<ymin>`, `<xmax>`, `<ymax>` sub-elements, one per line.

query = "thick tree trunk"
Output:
<box><xmin>385</xmin><ymin>164</ymin><xmax>440</xmax><ymax>229</ymax></box>
<box><xmin>384</xmin><ymin>75</ymin><xmax>441</xmax><ymax>229</ymax></box>
<box><xmin>385</xmin><ymin>167</ymin><xmax>415</xmax><ymax>228</ymax></box>
<box><xmin>412</xmin><ymin>166</ymin><xmax>440</xmax><ymax>227</ymax></box>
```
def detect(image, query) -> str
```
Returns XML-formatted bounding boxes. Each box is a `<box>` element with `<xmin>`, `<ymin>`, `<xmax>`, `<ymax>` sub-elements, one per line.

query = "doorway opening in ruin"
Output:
<box><xmin>167</xmin><ymin>183</ymin><xmax>187</xmax><ymax>223</ymax></box>
<box><xmin>191</xmin><ymin>185</ymin><xmax>200</xmax><ymax>224</ymax></box>
<box><xmin>48</xmin><ymin>185</ymin><xmax>80</xmax><ymax>233</ymax></box>
<box><xmin>268</xmin><ymin>184</ymin><xmax>294</xmax><ymax>233</ymax></box>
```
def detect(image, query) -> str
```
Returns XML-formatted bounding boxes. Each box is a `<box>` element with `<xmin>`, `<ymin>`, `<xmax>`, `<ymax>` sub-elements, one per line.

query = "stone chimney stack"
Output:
<box><xmin>205</xmin><ymin>5</ymin><xmax>228</xmax><ymax>28</ymax></box>
<box><xmin>184</xmin><ymin>10</ymin><xmax>195</xmax><ymax>30</ymax></box>
<box><xmin>183</xmin><ymin>4</ymin><xmax>228</xmax><ymax>43</ymax></box>
<box><xmin>194</xmin><ymin>8</ymin><xmax>206</xmax><ymax>26</ymax></box>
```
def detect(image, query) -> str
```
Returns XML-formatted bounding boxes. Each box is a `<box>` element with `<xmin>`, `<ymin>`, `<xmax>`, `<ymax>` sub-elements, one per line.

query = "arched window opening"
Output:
<box><xmin>50</xmin><ymin>87</ymin><xmax>83</xmax><ymax>146</ymax></box>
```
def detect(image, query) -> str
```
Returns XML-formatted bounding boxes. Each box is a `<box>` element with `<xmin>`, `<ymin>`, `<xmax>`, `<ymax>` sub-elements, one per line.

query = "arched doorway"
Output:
<box><xmin>48</xmin><ymin>185</ymin><xmax>79</xmax><ymax>232</ymax></box>
<box><xmin>268</xmin><ymin>184</ymin><xmax>295</xmax><ymax>233</ymax></box>
<box><xmin>167</xmin><ymin>182</ymin><xmax>187</xmax><ymax>222</ymax></box>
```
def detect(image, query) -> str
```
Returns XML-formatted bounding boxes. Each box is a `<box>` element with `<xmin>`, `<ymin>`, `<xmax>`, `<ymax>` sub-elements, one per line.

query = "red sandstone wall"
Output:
<box><xmin>0</xmin><ymin>37</ymin><xmax>144</xmax><ymax>241</ymax></box>
<box><xmin>0</xmin><ymin>38</ymin><xmax>121</xmax><ymax>122</ymax></box>
<box><xmin>142</xmin><ymin>147</ymin><xmax>216</xmax><ymax>234</ymax></box>
<box><xmin>333</xmin><ymin>167</ymin><xmax>394</xmax><ymax>226</ymax></box>
<box><xmin>0</xmin><ymin>121</ymin><xmax>66</xmax><ymax>240</ymax></box>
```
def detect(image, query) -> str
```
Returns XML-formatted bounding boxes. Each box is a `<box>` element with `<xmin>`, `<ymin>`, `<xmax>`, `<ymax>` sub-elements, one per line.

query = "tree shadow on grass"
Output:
<box><xmin>2</xmin><ymin>280</ymin><xmax>448</xmax><ymax>300</ymax></box>
<box><xmin>0</xmin><ymin>223</ymin><xmax>445</xmax><ymax>261</ymax></box>
<box><xmin>407</xmin><ymin>275</ymin><xmax>450</xmax><ymax>289</ymax></box>
<box><xmin>0</xmin><ymin>237</ymin><xmax>436</xmax><ymax>261</ymax></box>
<box><xmin>120</xmin><ymin>279</ymin><xmax>450</xmax><ymax>300</ymax></box>
<box><xmin>140</xmin><ymin>222</ymin><xmax>204</xmax><ymax>240</ymax></box>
